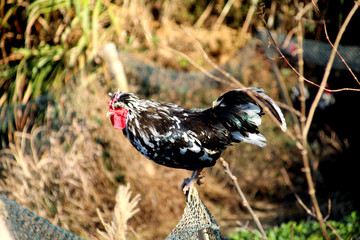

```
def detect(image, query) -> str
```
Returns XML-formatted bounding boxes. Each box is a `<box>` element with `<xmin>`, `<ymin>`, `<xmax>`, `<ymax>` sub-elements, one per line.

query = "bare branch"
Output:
<box><xmin>280</xmin><ymin>168</ymin><xmax>315</xmax><ymax>217</ymax></box>
<box><xmin>160</xmin><ymin>45</ymin><xmax>235</xmax><ymax>88</ymax></box>
<box><xmin>281</xmin><ymin>168</ymin><xmax>343</xmax><ymax>240</ymax></box>
<box><xmin>220</xmin><ymin>158</ymin><xmax>268</xmax><ymax>240</ymax></box>
<box><xmin>265</xmin><ymin>29</ymin><xmax>360</xmax><ymax>93</ymax></box>
<box><xmin>303</xmin><ymin>0</ymin><xmax>360</xmax><ymax>137</ymax></box>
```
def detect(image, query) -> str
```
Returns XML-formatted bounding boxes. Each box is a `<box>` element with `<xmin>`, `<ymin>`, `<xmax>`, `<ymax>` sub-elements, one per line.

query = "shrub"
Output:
<box><xmin>230</xmin><ymin>211</ymin><xmax>360</xmax><ymax>240</ymax></box>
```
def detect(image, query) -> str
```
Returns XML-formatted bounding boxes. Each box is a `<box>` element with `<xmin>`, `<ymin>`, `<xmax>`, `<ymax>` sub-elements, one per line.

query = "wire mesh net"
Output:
<box><xmin>167</xmin><ymin>187</ymin><xmax>223</xmax><ymax>240</ymax></box>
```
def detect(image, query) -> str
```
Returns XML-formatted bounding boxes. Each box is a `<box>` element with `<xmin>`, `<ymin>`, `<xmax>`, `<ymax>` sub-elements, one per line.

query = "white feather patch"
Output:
<box><xmin>239</xmin><ymin>103</ymin><xmax>262</xmax><ymax>126</ymax></box>
<box><xmin>231</xmin><ymin>131</ymin><xmax>267</xmax><ymax>147</ymax></box>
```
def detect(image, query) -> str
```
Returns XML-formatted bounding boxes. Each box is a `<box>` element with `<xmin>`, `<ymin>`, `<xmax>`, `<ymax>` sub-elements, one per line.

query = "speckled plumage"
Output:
<box><xmin>108</xmin><ymin>88</ymin><xmax>286</xmax><ymax>171</ymax></box>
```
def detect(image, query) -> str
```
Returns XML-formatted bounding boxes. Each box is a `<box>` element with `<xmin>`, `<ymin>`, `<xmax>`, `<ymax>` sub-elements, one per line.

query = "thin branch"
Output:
<box><xmin>296</xmin><ymin>8</ymin><xmax>306</xmax><ymax>132</ymax></box>
<box><xmin>299</xmin><ymin>5</ymin><xmax>360</xmax><ymax>235</ymax></box>
<box><xmin>160</xmin><ymin>45</ymin><xmax>236</xmax><ymax>88</ymax></box>
<box><xmin>326</xmin><ymin>41</ymin><xmax>359</xmax><ymax>85</ymax></box>
<box><xmin>303</xmin><ymin>0</ymin><xmax>360</xmax><ymax>137</ymax></box>
<box><xmin>276</xmin><ymin>101</ymin><xmax>302</xmax><ymax>117</ymax></box>
<box><xmin>180</xmin><ymin>26</ymin><xmax>242</xmax><ymax>87</ymax></box>
<box><xmin>310</xmin><ymin>0</ymin><xmax>321</xmax><ymax>15</ymax></box>
<box><xmin>296</xmin><ymin>4</ymin><xmax>328</xmax><ymax>239</ymax></box>
<box><xmin>281</xmin><ymin>168</ymin><xmax>343</xmax><ymax>240</ymax></box>
<box><xmin>265</xmin><ymin>30</ymin><xmax>360</xmax><ymax>93</ymax></box>
<box><xmin>280</xmin><ymin>168</ymin><xmax>315</xmax><ymax>217</ymax></box>
<box><xmin>325</xmin><ymin>221</ymin><xmax>343</xmax><ymax>240</ymax></box>
<box><xmin>220</xmin><ymin>158</ymin><xmax>268</xmax><ymax>240</ymax></box>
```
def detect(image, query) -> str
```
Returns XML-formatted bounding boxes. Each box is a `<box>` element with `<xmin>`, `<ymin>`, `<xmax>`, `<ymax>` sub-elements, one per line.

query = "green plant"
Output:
<box><xmin>230</xmin><ymin>211</ymin><xmax>360</xmax><ymax>240</ymax></box>
<box><xmin>0</xmin><ymin>0</ymin><xmax>145</xmax><ymax>107</ymax></box>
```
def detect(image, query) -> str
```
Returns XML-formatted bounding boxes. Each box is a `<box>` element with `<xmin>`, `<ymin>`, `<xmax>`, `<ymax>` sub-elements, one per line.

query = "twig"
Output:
<box><xmin>296</xmin><ymin>5</ymin><xmax>328</xmax><ymax>238</ymax></box>
<box><xmin>296</xmin><ymin>5</ymin><xmax>306</xmax><ymax>133</ymax></box>
<box><xmin>280</xmin><ymin>168</ymin><xmax>315</xmax><ymax>217</ymax></box>
<box><xmin>303</xmin><ymin>0</ymin><xmax>360</xmax><ymax>137</ymax></box>
<box><xmin>281</xmin><ymin>168</ymin><xmax>343</xmax><ymax>240</ymax></box>
<box><xmin>325</xmin><ymin>221</ymin><xmax>343</xmax><ymax>240</ymax></box>
<box><xmin>267</xmin><ymin>56</ymin><xmax>301</xmax><ymax>139</ymax></box>
<box><xmin>326</xmin><ymin>41</ymin><xmax>359</xmax><ymax>86</ymax></box>
<box><xmin>265</xmin><ymin>27</ymin><xmax>360</xmax><ymax>93</ymax></box>
<box><xmin>220</xmin><ymin>158</ymin><xmax>268</xmax><ymax>240</ymax></box>
<box><xmin>180</xmin><ymin>26</ymin><xmax>242</xmax><ymax>88</ymax></box>
<box><xmin>160</xmin><ymin>44</ymin><xmax>236</xmax><ymax>88</ymax></box>
<box><xmin>276</xmin><ymin>101</ymin><xmax>302</xmax><ymax>118</ymax></box>
<box><xmin>299</xmin><ymin>4</ymin><xmax>360</xmax><ymax>236</ymax></box>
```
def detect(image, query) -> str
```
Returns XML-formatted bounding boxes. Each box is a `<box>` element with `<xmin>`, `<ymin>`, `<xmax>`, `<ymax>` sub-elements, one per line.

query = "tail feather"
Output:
<box><xmin>231</xmin><ymin>131</ymin><xmax>267</xmax><ymax>147</ymax></box>
<box><xmin>212</xmin><ymin>88</ymin><xmax>286</xmax><ymax>147</ymax></box>
<box><xmin>255</xmin><ymin>90</ymin><xmax>287</xmax><ymax>132</ymax></box>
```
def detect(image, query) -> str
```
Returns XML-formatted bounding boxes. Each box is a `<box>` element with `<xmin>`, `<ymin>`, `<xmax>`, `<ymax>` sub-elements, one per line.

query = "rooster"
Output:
<box><xmin>107</xmin><ymin>88</ymin><xmax>286</xmax><ymax>194</ymax></box>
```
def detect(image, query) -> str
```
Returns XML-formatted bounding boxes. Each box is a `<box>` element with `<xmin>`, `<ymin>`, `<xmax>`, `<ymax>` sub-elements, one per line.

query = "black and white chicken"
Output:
<box><xmin>107</xmin><ymin>88</ymin><xmax>286</xmax><ymax>193</ymax></box>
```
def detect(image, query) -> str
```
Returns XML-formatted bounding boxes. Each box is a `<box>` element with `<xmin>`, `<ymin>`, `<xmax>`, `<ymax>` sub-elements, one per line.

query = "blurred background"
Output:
<box><xmin>1</xmin><ymin>0</ymin><xmax>360</xmax><ymax>239</ymax></box>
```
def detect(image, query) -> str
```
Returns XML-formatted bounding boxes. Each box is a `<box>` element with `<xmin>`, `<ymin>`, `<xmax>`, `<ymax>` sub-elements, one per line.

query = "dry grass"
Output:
<box><xmin>0</xmin><ymin>115</ymin><xmax>115</xmax><ymax>239</ymax></box>
<box><xmin>97</xmin><ymin>183</ymin><xmax>141</xmax><ymax>240</ymax></box>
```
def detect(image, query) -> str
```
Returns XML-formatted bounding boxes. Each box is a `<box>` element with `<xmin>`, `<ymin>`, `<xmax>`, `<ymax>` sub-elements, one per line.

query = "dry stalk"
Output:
<box><xmin>300</xmin><ymin>3</ymin><xmax>360</xmax><ymax>237</ymax></box>
<box><xmin>296</xmin><ymin>4</ymin><xmax>306</xmax><ymax>133</ymax></box>
<box><xmin>194</xmin><ymin>1</ymin><xmax>214</xmax><ymax>28</ymax></box>
<box><xmin>214</xmin><ymin>0</ymin><xmax>235</xmax><ymax>29</ymax></box>
<box><xmin>97</xmin><ymin>183</ymin><xmax>140</xmax><ymax>240</ymax></box>
<box><xmin>220</xmin><ymin>158</ymin><xmax>268</xmax><ymax>240</ymax></box>
<box><xmin>241</xmin><ymin>0</ymin><xmax>259</xmax><ymax>35</ymax></box>
<box><xmin>294</xmin><ymin>3</ymin><xmax>329</xmax><ymax>239</ymax></box>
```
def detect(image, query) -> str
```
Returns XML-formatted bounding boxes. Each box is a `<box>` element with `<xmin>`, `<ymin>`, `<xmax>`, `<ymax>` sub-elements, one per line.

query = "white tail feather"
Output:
<box><xmin>239</xmin><ymin>103</ymin><xmax>262</xmax><ymax>126</ymax></box>
<box><xmin>231</xmin><ymin>131</ymin><xmax>267</xmax><ymax>147</ymax></box>
<box><xmin>257</xmin><ymin>91</ymin><xmax>287</xmax><ymax>132</ymax></box>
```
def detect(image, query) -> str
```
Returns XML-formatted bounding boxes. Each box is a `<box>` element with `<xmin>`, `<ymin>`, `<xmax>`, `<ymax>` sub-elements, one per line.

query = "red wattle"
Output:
<box><xmin>109</xmin><ymin>108</ymin><xmax>128</xmax><ymax>130</ymax></box>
